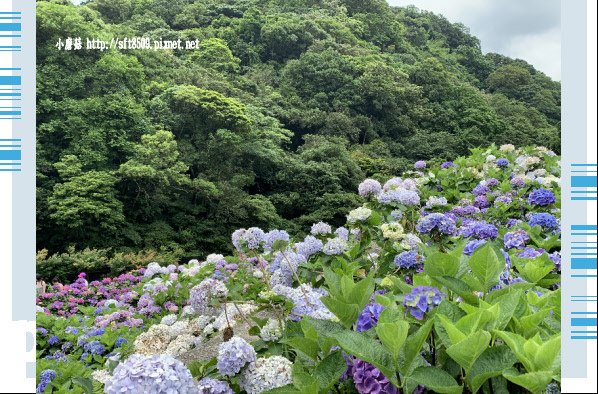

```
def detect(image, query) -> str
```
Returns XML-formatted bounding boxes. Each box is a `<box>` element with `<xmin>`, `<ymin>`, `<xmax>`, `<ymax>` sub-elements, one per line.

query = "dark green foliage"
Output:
<box><xmin>37</xmin><ymin>0</ymin><xmax>560</xmax><ymax>264</ymax></box>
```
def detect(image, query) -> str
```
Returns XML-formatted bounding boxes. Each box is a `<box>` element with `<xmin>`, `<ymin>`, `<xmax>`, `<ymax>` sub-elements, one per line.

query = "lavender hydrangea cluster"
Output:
<box><xmin>294</xmin><ymin>235</ymin><xmax>323</xmax><ymax>257</ymax></box>
<box><xmin>216</xmin><ymin>336</ymin><xmax>257</xmax><ymax>376</ymax></box>
<box><xmin>416</xmin><ymin>213</ymin><xmax>457</xmax><ymax>235</ymax></box>
<box><xmin>504</xmin><ymin>229</ymin><xmax>530</xmax><ymax>250</ymax></box>
<box><xmin>198</xmin><ymin>378</ymin><xmax>233</xmax><ymax>394</ymax></box>
<box><xmin>36</xmin><ymin>369</ymin><xmax>57</xmax><ymax>393</ymax></box>
<box><xmin>272</xmin><ymin>284</ymin><xmax>334</xmax><ymax>321</ymax></box>
<box><xmin>528</xmin><ymin>213</ymin><xmax>559</xmax><ymax>229</ymax></box>
<box><xmin>394</xmin><ymin>250</ymin><xmax>423</xmax><ymax>269</ymax></box>
<box><xmin>323</xmin><ymin>237</ymin><xmax>349</xmax><ymax>255</ymax></box>
<box><xmin>528</xmin><ymin>188</ymin><xmax>557</xmax><ymax>206</ymax></box>
<box><xmin>105</xmin><ymin>354</ymin><xmax>197</xmax><ymax>394</ymax></box>
<box><xmin>441</xmin><ymin>161</ymin><xmax>456</xmax><ymax>169</ymax></box>
<box><xmin>358</xmin><ymin>179</ymin><xmax>382</xmax><ymax>197</ymax></box>
<box><xmin>232</xmin><ymin>227</ymin><xmax>266</xmax><ymax>251</ymax></box>
<box><xmin>189</xmin><ymin>278</ymin><xmax>228</xmax><ymax>315</ymax></box>
<box><xmin>517</xmin><ymin>247</ymin><xmax>544</xmax><ymax>259</ymax></box>
<box><xmin>459</xmin><ymin>220</ymin><xmax>499</xmax><ymax>240</ymax></box>
<box><xmin>351</xmin><ymin>359</ymin><xmax>399</xmax><ymax>394</ymax></box>
<box><xmin>377</xmin><ymin>188</ymin><xmax>420</xmax><ymax>206</ymax></box>
<box><xmin>356</xmin><ymin>302</ymin><xmax>384</xmax><ymax>332</ymax></box>
<box><xmin>403</xmin><ymin>286</ymin><xmax>445</xmax><ymax>320</ymax></box>
<box><xmin>264</xmin><ymin>230</ymin><xmax>290</xmax><ymax>251</ymax></box>
<box><xmin>414</xmin><ymin>160</ymin><xmax>426</xmax><ymax>169</ymax></box>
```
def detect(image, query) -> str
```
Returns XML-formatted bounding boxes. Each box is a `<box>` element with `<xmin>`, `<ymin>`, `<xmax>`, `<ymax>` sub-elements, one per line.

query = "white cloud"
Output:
<box><xmin>387</xmin><ymin>0</ymin><xmax>561</xmax><ymax>80</ymax></box>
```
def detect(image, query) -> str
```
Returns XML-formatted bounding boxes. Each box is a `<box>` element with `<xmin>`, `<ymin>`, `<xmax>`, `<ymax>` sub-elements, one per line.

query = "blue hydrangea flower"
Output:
<box><xmin>48</xmin><ymin>336</ymin><xmax>60</xmax><ymax>346</ymax></box>
<box><xmin>115</xmin><ymin>337</ymin><xmax>128</xmax><ymax>348</ymax></box>
<box><xmin>311</xmin><ymin>222</ymin><xmax>333</xmax><ymax>235</ymax></box>
<box><xmin>378</xmin><ymin>188</ymin><xmax>420</xmax><ymax>206</ymax></box>
<box><xmin>464</xmin><ymin>239</ymin><xmax>487</xmax><ymax>256</ymax></box>
<box><xmin>528</xmin><ymin>213</ymin><xmax>559</xmax><ymax>229</ymax></box>
<box><xmin>414</xmin><ymin>160</ymin><xmax>426</xmax><ymax>169</ymax></box>
<box><xmin>472</xmin><ymin>184</ymin><xmax>490</xmax><ymax>196</ymax></box>
<box><xmin>64</xmin><ymin>326</ymin><xmax>79</xmax><ymax>335</ymax></box>
<box><xmin>517</xmin><ymin>247</ymin><xmax>544</xmax><ymax>259</ymax></box>
<box><xmin>36</xmin><ymin>369</ymin><xmax>57</xmax><ymax>393</ymax></box>
<box><xmin>474</xmin><ymin>195</ymin><xmax>491</xmax><ymax>209</ymax></box>
<box><xmin>504</xmin><ymin>230</ymin><xmax>530</xmax><ymax>250</ymax></box>
<box><xmin>394</xmin><ymin>250</ymin><xmax>424</xmax><ymax>269</ymax></box>
<box><xmin>528</xmin><ymin>188</ymin><xmax>556</xmax><ymax>206</ymax></box>
<box><xmin>37</xmin><ymin>327</ymin><xmax>48</xmax><ymax>336</ymax></box>
<box><xmin>496</xmin><ymin>158</ymin><xmax>509</xmax><ymax>167</ymax></box>
<box><xmin>416</xmin><ymin>213</ymin><xmax>457</xmax><ymax>235</ymax></box>
<box><xmin>84</xmin><ymin>340</ymin><xmax>105</xmax><ymax>355</ymax></box>
<box><xmin>356</xmin><ymin>302</ymin><xmax>384</xmax><ymax>332</ymax></box>
<box><xmin>403</xmin><ymin>286</ymin><xmax>445</xmax><ymax>320</ymax></box>
<box><xmin>217</xmin><ymin>337</ymin><xmax>256</xmax><ymax>376</ymax></box>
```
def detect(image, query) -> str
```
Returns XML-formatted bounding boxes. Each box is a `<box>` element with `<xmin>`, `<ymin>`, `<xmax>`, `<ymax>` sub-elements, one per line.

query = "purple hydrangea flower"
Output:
<box><xmin>83</xmin><ymin>340</ymin><xmax>105</xmax><ymax>355</ymax></box>
<box><xmin>394</xmin><ymin>250</ymin><xmax>423</xmax><ymax>269</ymax></box>
<box><xmin>403</xmin><ymin>286</ymin><xmax>445</xmax><ymax>320</ymax></box>
<box><xmin>464</xmin><ymin>239</ymin><xmax>487</xmax><ymax>256</ymax></box>
<box><xmin>528</xmin><ymin>213</ymin><xmax>559</xmax><ymax>229</ymax></box>
<box><xmin>351</xmin><ymin>358</ymin><xmax>399</xmax><ymax>394</ymax></box>
<box><xmin>549</xmin><ymin>252</ymin><xmax>561</xmax><ymax>271</ymax></box>
<box><xmin>459</xmin><ymin>221</ymin><xmax>499</xmax><ymax>240</ymax></box>
<box><xmin>528</xmin><ymin>188</ymin><xmax>557</xmax><ymax>206</ymax></box>
<box><xmin>335</xmin><ymin>226</ymin><xmax>350</xmax><ymax>240</ymax></box>
<box><xmin>510</xmin><ymin>177</ymin><xmax>526</xmax><ymax>188</ymax></box>
<box><xmin>189</xmin><ymin>278</ymin><xmax>228</xmax><ymax>314</ymax></box>
<box><xmin>356</xmin><ymin>302</ymin><xmax>384</xmax><ymax>332</ymax></box>
<box><xmin>441</xmin><ymin>161</ymin><xmax>456</xmax><ymax>169</ymax></box>
<box><xmin>377</xmin><ymin>189</ymin><xmax>421</xmax><ymax>206</ymax></box>
<box><xmin>473</xmin><ymin>184</ymin><xmax>490</xmax><ymax>196</ymax></box>
<box><xmin>48</xmin><ymin>336</ymin><xmax>59</xmax><ymax>346</ymax></box>
<box><xmin>217</xmin><ymin>337</ymin><xmax>257</xmax><ymax>376</ymax></box>
<box><xmin>311</xmin><ymin>222</ymin><xmax>333</xmax><ymax>235</ymax></box>
<box><xmin>504</xmin><ymin>230</ymin><xmax>530</xmax><ymax>250</ymax></box>
<box><xmin>115</xmin><ymin>337</ymin><xmax>128</xmax><ymax>347</ymax></box>
<box><xmin>495</xmin><ymin>196</ymin><xmax>512</xmax><ymax>205</ymax></box>
<box><xmin>414</xmin><ymin>160</ymin><xmax>426</xmax><ymax>169</ymax></box>
<box><xmin>496</xmin><ymin>158</ymin><xmax>510</xmax><ymax>167</ymax></box>
<box><xmin>105</xmin><ymin>354</ymin><xmax>196</xmax><ymax>394</ymax></box>
<box><xmin>37</xmin><ymin>327</ymin><xmax>48</xmax><ymax>336</ymax></box>
<box><xmin>517</xmin><ymin>247</ymin><xmax>544</xmax><ymax>259</ymax></box>
<box><xmin>358</xmin><ymin>179</ymin><xmax>382</xmax><ymax>197</ymax></box>
<box><xmin>416</xmin><ymin>213</ymin><xmax>457</xmax><ymax>235</ymax></box>
<box><xmin>474</xmin><ymin>195</ymin><xmax>491</xmax><ymax>209</ymax></box>
<box><xmin>198</xmin><ymin>378</ymin><xmax>234</xmax><ymax>394</ymax></box>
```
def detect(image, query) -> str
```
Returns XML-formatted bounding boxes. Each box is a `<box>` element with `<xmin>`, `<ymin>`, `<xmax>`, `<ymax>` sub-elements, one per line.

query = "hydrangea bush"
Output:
<box><xmin>37</xmin><ymin>145</ymin><xmax>562</xmax><ymax>394</ymax></box>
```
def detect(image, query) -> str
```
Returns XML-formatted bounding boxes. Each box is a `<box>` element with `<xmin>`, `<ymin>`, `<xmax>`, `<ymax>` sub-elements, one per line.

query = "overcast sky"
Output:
<box><xmin>388</xmin><ymin>0</ymin><xmax>561</xmax><ymax>80</ymax></box>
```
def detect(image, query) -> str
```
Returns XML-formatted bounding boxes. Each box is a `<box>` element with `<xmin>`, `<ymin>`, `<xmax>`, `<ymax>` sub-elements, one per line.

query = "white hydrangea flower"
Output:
<box><xmin>239</xmin><ymin>356</ymin><xmax>293</xmax><ymax>394</ymax></box>
<box><xmin>133</xmin><ymin>324</ymin><xmax>171</xmax><ymax>355</ymax></box>
<box><xmin>188</xmin><ymin>315</ymin><xmax>213</xmax><ymax>335</ymax></box>
<box><xmin>160</xmin><ymin>314</ymin><xmax>178</xmax><ymax>326</ymax></box>
<box><xmin>165</xmin><ymin>334</ymin><xmax>194</xmax><ymax>357</ymax></box>
<box><xmin>259</xmin><ymin>319</ymin><xmax>284</xmax><ymax>342</ymax></box>
<box><xmin>181</xmin><ymin>305</ymin><xmax>196</xmax><ymax>317</ymax></box>
<box><xmin>486</xmin><ymin>154</ymin><xmax>497</xmax><ymax>162</ymax></box>
<box><xmin>206</xmin><ymin>254</ymin><xmax>225</xmax><ymax>263</ymax></box>
<box><xmin>500</xmin><ymin>144</ymin><xmax>515</xmax><ymax>152</ymax></box>
<box><xmin>380</xmin><ymin>222</ymin><xmax>404</xmax><ymax>240</ymax></box>
<box><xmin>92</xmin><ymin>369</ymin><xmax>112</xmax><ymax>384</ymax></box>
<box><xmin>347</xmin><ymin>207</ymin><xmax>372</xmax><ymax>224</ymax></box>
<box><xmin>168</xmin><ymin>321</ymin><xmax>190</xmax><ymax>339</ymax></box>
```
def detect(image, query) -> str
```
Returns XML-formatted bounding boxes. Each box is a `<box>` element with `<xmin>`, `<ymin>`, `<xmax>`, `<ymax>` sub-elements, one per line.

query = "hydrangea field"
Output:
<box><xmin>36</xmin><ymin>145</ymin><xmax>562</xmax><ymax>394</ymax></box>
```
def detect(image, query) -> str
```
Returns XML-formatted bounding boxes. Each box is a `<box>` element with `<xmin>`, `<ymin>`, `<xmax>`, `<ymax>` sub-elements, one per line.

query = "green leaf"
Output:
<box><xmin>467</xmin><ymin>346</ymin><xmax>518</xmax><ymax>393</ymax></box>
<box><xmin>468</xmin><ymin>243</ymin><xmax>504</xmax><ymax>292</ymax></box>
<box><xmin>494</xmin><ymin>331</ymin><xmax>533</xmax><ymax>372</ymax></box>
<box><xmin>313</xmin><ymin>352</ymin><xmax>348</xmax><ymax>392</ymax></box>
<box><xmin>514</xmin><ymin>255</ymin><xmax>555</xmax><ymax>283</ymax></box>
<box><xmin>424</xmin><ymin>252</ymin><xmax>460</xmax><ymax>277</ymax></box>
<box><xmin>398</xmin><ymin>318</ymin><xmax>434</xmax><ymax>375</ymax></box>
<box><xmin>281</xmin><ymin>337</ymin><xmax>320</xmax><ymax>361</ymax></box>
<box><xmin>489</xmin><ymin>290</ymin><xmax>523</xmax><ymax>330</ymax></box>
<box><xmin>533</xmin><ymin>334</ymin><xmax>561</xmax><ymax>373</ymax></box>
<box><xmin>347</xmin><ymin>276</ymin><xmax>375</xmax><ymax>308</ymax></box>
<box><xmin>446</xmin><ymin>330</ymin><xmax>491</xmax><ymax>373</ymax></box>
<box><xmin>320</xmin><ymin>297</ymin><xmax>361</xmax><ymax>329</ymax></box>
<box><xmin>502</xmin><ymin>369</ymin><xmax>554</xmax><ymax>394</ymax></box>
<box><xmin>433</xmin><ymin>276</ymin><xmax>478</xmax><ymax>305</ymax></box>
<box><xmin>72</xmin><ymin>377</ymin><xmax>94</xmax><ymax>394</ymax></box>
<box><xmin>332</xmin><ymin>330</ymin><xmax>398</xmax><ymax>386</ymax></box>
<box><xmin>408</xmin><ymin>366</ymin><xmax>463</xmax><ymax>394</ymax></box>
<box><xmin>437</xmin><ymin>314</ymin><xmax>466</xmax><ymax>345</ymax></box>
<box><xmin>261</xmin><ymin>385</ymin><xmax>302</xmax><ymax>394</ymax></box>
<box><xmin>375</xmin><ymin>320</ymin><xmax>409</xmax><ymax>361</ymax></box>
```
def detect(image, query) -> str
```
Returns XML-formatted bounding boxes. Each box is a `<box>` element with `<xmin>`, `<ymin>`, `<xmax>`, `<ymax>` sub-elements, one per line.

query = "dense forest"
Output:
<box><xmin>37</xmin><ymin>0</ymin><xmax>561</xmax><ymax>259</ymax></box>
